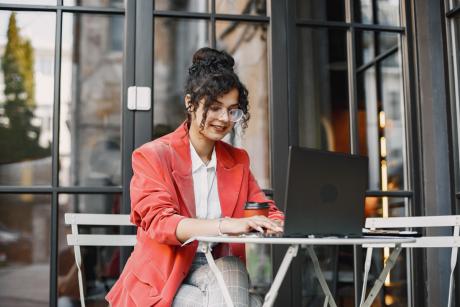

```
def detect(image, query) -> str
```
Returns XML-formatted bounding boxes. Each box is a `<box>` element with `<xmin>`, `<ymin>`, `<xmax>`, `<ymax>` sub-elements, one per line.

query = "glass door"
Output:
<box><xmin>0</xmin><ymin>0</ymin><xmax>134</xmax><ymax>306</ymax></box>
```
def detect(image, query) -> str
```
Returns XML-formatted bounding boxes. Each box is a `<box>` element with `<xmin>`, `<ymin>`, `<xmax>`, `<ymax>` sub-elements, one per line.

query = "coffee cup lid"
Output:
<box><xmin>245</xmin><ymin>202</ymin><xmax>270</xmax><ymax>209</ymax></box>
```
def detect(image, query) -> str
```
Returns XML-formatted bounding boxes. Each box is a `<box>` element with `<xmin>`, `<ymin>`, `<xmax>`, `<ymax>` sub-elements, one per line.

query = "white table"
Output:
<box><xmin>185</xmin><ymin>235</ymin><xmax>415</xmax><ymax>307</ymax></box>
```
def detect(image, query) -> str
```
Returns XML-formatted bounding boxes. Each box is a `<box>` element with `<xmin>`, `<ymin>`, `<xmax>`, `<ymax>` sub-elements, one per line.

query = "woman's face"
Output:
<box><xmin>188</xmin><ymin>88</ymin><xmax>240</xmax><ymax>142</ymax></box>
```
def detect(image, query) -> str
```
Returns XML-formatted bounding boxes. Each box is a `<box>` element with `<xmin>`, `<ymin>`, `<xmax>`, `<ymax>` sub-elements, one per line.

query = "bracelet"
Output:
<box><xmin>217</xmin><ymin>218</ymin><xmax>226</xmax><ymax>236</ymax></box>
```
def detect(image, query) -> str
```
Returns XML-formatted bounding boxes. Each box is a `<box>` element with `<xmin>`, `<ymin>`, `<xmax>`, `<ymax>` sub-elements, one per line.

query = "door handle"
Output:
<box><xmin>127</xmin><ymin>86</ymin><xmax>151</xmax><ymax>111</ymax></box>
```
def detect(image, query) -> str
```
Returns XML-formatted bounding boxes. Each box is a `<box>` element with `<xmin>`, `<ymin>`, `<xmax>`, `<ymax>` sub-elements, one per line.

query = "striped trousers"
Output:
<box><xmin>173</xmin><ymin>253</ymin><xmax>263</xmax><ymax>307</ymax></box>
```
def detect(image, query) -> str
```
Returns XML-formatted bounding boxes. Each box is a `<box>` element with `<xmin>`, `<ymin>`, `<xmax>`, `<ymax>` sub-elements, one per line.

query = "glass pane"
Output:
<box><xmin>153</xmin><ymin>18</ymin><xmax>210</xmax><ymax>138</ymax></box>
<box><xmin>63</xmin><ymin>0</ymin><xmax>124</xmax><ymax>8</ymax></box>
<box><xmin>296</xmin><ymin>0</ymin><xmax>345</xmax><ymax>21</ymax></box>
<box><xmin>452</xmin><ymin>18</ymin><xmax>460</xmax><ymax>193</ymax></box>
<box><xmin>379</xmin><ymin>31</ymin><xmax>399</xmax><ymax>55</ymax></box>
<box><xmin>357</xmin><ymin>32</ymin><xmax>405</xmax><ymax>191</ymax></box>
<box><xmin>357</xmin><ymin>67</ymin><xmax>380</xmax><ymax>190</ymax></box>
<box><xmin>216</xmin><ymin>0</ymin><xmax>267</xmax><ymax>16</ymax></box>
<box><xmin>355</xmin><ymin>0</ymin><xmax>401</xmax><ymax>27</ymax></box>
<box><xmin>0</xmin><ymin>194</ymin><xmax>51</xmax><ymax>306</ymax></box>
<box><xmin>356</xmin><ymin>31</ymin><xmax>375</xmax><ymax>68</ymax></box>
<box><xmin>365</xmin><ymin>196</ymin><xmax>407</xmax><ymax>217</ymax></box>
<box><xmin>377</xmin><ymin>0</ymin><xmax>400</xmax><ymax>26</ymax></box>
<box><xmin>381</xmin><ymin>51</ymin><xmax>404</xmax><ymax>191</ymax></box>
<box><xmin>0</xmin><ymin>0</ymin><xmax>56</xmax><ymax>5</ymax></box>
<box><xmin>297</xmin><ymin>28</ymin><xmax>350</xmax><ymax>153</ymax></box>
<box><xmin>0</xmin><ymin>11</ymin><xmax>55</xmax><ymax>186</ymax></box>
<box><xmin>58</xmin><ymin>193</ymin><xmax>122</xmax><ymax>305</ymax></box>
<box><xmin>356</xmin><ymin>31</ymin><xmax>399</xmax><ymax>68</ymax></box>
<box><xmin>60</xmin><ymin>13</ymin><xmax>123</xmax><ymax>187</ymax></box>
<box><xmin>246</xmin><ymin>244</ymin><xmax>271</xmax><ymax>294</ymax></box>
<box><xmin>216</xmin><ymin>20</ymin><xmax>270</xmax><ymax>188</ymax></box>
<box><xmin>155</xmin><ymin>0</ymin><xmax>210</xmax><ymax>12</ymax></box>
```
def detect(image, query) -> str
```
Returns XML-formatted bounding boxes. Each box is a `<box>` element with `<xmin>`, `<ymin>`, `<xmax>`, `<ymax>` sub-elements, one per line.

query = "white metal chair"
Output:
<box><xmin>361</xmin><ymin>215</ymin><xmax>460</xmax><ymax>307</ymax></box>
<box><xmin>64</xmin><ymin>213</ymin><xmax>136</xmax><ymax>307</ymax></box>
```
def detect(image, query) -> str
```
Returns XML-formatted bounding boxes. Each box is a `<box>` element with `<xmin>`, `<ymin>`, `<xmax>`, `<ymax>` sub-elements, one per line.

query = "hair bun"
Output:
<box><xmin>189</xmin><ymin>47</ymin><xmax>234</xmax><ymax>75</ymax></box>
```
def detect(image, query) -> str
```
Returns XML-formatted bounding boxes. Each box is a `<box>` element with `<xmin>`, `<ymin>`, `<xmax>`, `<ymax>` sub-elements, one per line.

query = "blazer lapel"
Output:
<box><xmin>172</xmin><ymin>171</ymin><xmax>195</xmax><ymax>217</ymax></box>
<box><xmin>170</xmin><ymin>124</ymin><xmax>196</xmax><ymax>218</ymax></box>
<box><xmin>216</xmin><ymin>142</ymin><xmax>244</xmax><ymax>218</ymax></box>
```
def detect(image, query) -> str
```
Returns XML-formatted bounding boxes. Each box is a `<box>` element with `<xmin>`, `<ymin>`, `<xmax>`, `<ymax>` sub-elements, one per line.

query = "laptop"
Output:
<box><xmin>282</xmin><ymin>146</ymin><xmax>369</xmax><ymax>238</ymax></box>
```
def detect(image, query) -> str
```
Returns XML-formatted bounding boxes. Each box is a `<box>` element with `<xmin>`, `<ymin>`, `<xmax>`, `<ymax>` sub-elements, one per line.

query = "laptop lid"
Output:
<box><xmin>283</xmin><ymin>146</ymin><xmax>369</xmax><ymax>237</ymax></box>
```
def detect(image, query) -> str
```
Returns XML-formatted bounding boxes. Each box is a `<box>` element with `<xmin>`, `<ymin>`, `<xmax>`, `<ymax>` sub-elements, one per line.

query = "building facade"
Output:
<box><xmin>0</xmin><ymin>0</ymin><xmax>459</xmax><ymax>306</ymax></box>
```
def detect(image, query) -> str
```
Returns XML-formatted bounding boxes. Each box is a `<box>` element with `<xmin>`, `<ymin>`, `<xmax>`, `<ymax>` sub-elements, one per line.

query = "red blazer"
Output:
<box><xmin>106</xmin><ymin>123</ymin><xmax>284</xmax><ymax>307</ymax></box>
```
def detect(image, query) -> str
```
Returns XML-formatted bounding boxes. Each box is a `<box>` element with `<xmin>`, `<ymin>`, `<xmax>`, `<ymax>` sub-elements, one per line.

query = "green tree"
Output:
<box><xmin>0</xmin><ymin>12</ymin><xmax>49</xmax><ymax>163</ymax></box>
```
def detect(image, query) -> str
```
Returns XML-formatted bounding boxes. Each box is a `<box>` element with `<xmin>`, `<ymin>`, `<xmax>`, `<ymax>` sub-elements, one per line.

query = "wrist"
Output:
<box><xmin>217</xmin><ymin>217</ymin><xmax>229</xmax><ymax>236</ymax></box>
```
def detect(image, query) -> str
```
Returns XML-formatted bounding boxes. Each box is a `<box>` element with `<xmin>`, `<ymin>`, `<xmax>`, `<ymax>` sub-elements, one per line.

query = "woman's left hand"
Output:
<box><xmin>265</xmin><ymin>219</ymin><xmax>284</xmax><ymax>234</ymax></box>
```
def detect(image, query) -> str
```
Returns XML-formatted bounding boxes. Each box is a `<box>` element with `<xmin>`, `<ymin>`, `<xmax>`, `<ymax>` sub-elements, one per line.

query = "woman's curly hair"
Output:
<box><xmin>185</xmin><ymin>47</ymin><xmax>250</xmax><ymax>130</ymax></box>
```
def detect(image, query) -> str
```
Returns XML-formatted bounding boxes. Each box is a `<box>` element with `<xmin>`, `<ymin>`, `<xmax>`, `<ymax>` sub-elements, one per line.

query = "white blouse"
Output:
<box><xmin>190</xmin><ymin>142</ymin><xmax>221</xmax><ymax>251</ymax></box>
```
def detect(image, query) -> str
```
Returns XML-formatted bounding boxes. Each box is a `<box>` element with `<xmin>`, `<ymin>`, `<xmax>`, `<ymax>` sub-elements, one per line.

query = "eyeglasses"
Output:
<box><xmin>208</xmin><ymin>104</ymin><xmax>244</xmax><ymax>123</ymax></box>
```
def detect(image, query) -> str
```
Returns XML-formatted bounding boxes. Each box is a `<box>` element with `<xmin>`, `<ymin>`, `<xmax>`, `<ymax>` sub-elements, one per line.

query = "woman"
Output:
<box><xmin>106</xmin><ymin>47</ymin><xmax>284</xmax><ymax>307</ymax></box>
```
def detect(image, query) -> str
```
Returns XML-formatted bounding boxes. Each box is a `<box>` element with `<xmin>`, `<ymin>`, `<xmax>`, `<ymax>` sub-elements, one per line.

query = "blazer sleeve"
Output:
<box><xmin>247</xmin><ymin>169</ymin><xmax>285</xmax><ymax>221</ymax></box>
<box><xmin>130</xmin><ymin>147</ymin><xmax>186</xmax><ymax>246</ymax></box>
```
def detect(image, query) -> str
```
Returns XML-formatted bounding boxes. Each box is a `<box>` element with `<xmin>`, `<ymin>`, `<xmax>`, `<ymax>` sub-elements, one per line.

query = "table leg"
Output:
<box><xmin>203</xmin><ymin>244</ymin><xmax>235</xmax><ymax>307</ymax></box>
<box><xmin>263</xmin><ymin>244</ymin><xmax>299</xmax><ymax>307</ymax></box>
<box><xmin>360</xmin><ymin>244</ymin><xmax>403</xmax><ymax>307</ymax></box>
<box><xmin>360</xmin><ymin>247</ymin><xmax>374</xmax><ymax>306</ymax></box>
<box><xmin>306</xmin><ymin>246</ymin><xmax>338</xmax><ymax>307</ymax></box>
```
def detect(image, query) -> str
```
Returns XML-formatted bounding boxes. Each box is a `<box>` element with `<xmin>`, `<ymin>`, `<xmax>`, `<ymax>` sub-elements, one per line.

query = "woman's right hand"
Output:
<box><xmin>219</xmin><ymin>216</ymin><xmax>283</xmax><ymax>235</ymax></box>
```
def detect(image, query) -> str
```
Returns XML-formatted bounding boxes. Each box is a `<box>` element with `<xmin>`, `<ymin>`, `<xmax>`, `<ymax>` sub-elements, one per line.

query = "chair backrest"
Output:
<box><xmin>365</xmin><ymin>215</ymin><xmax>460</xmax><ymax>248</ymax></box>
<box><xmin>65</xmin><ymin>213</ymin><xmax>137</xmax><ymax>247</ymax></box>
<box><xmin>64</xmin><ymin>213</ymin><xmax>137</xmax><ymax>307</ymax></box>
<box><xmin>363</xmin><ymin>215</ymin><xmax>460</xmax><ymax>307</ymax></box>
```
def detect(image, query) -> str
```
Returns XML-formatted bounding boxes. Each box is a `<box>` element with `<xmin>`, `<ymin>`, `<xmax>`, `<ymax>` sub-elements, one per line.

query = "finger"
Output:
<box><xmin>253</xmin><ymin>215</ymin><xmax>272</xmax><ymax>222</ymax></box>
<box><xmin>248</xmin><ymin>221</ymin><xmax>264</xmax><ymax>233</ymax></box>
<box><xmin>261</xmin><ymin>220</ymin><xmax>278</xmax><ymax>230</ymax></box>
<box><xmin>266</xmin><ymin>227</ymin><xmax>282</xmax><ymax>234</ymax></box>
<box><xmin>249</xmin><ymin>217</ymin><xmax>282</xmax><ymax>232</ymax></box>
<box><xmin>251</xmin><ymin>220</ymin><xmax>281</xmax><ymax>233</ymax></box>
<box><xmin>251</xmin><ymin>215</ymin><xmax>275</xmax><ymax>225</ymax></box>
<box><xmin>273</xmin><ymin>220</ymin><xmax>284</xmax><ymax>230</ymax></box>
<box><xmin>255</xmin><ymin>216</ymin><xmax>283</xmax><ymax>229</ymax></box>
<box><xmin>259</xmin><ymin>219</ymin><xmax>283</xmax><ymax>232</ymax></box>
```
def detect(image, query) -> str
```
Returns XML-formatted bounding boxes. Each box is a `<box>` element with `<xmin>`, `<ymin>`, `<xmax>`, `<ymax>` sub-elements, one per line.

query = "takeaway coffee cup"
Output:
<box><xmin>244</xmin><ymin>202</ymin><xmax>270</xmax><ymax>218</ymax></box>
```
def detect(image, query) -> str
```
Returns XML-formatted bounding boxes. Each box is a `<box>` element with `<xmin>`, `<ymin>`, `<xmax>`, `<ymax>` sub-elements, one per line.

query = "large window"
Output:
<box><xmin>293</xmin><ymin>0</ymin><xmax>412</xmax><ymax>305</ymax></box>
<box><xmin>7</xmin><ymin>0</ymin><xmax>457</xmax><ymax>306</ymax></box>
